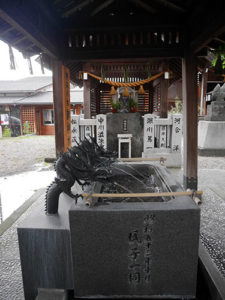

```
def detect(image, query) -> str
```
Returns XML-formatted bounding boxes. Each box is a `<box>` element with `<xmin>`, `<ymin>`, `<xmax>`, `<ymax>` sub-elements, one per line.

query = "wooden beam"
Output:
<box><xmin>182</xmin><ymin>49</ymin><xmax>198</xmax><ymax>190</ymax></box>
<box><xmin>0</xmin><ymin>26</ymin><xmax>14</xmax><ymax>37</ymax></box>
<box><xmin>33</xmin><ymin>0</ymin><xmax>60</xmax><ymax>29</ymax></box>
<box><xmin>129</xmin><ymin>0</ymin><xmax>156</xmax><ymax>14</ymax></box>
<box><xmin>191</xmin><ymin>24</ymin><xmax>225</xmax><ymax>54</ymax></box>
<box><xmin>11</xmin><ymin>36</ymin><xmax>27</xmax><ymax>46</ymax></box>
<box><xmin>90</xmin><ymin>0</ymin><xmax>115</xmax><ymax>17</ymax></box>
<box><xmin>65</xmin><ymin>24</ymin><xmax>183</xmax><ymax>34</ymax></box>
<box><xmin>63</xmin><ymin>0</ymin><xmax>94</xmax><ymax>18</ymax></box>
<box><xmin>160</xmin><ymin>77</ymin><xmax>168</xmax><ymax>118</ymax></box>
<box><xmin>190</xmin><ymin>1</ymin><xmax>225</xmax><ymax>53</ymax></box>
<box><xmin>53</xmin><ymin>60</ymin><xmax>65</xmax><ymax>156</ymax></box>
<box><xmin>20</xmin><ymin>43</ymin><xmax>35</xmax><ymax>51</ymax></box>
<box><xmin>0</xmin><ymin>6</ymin><xmax>58</xmax><ymax>58</ymax></box>
<box><xmin>214</xmin><ymin>37</ymin><xmax>225</xmax><ymax>45</ymax></box>
<box><xmin>156</xmin><ymin>0</ymin><xmax>185</xmax><ymax>13</ymax></box>
<box><xmin>62</xmin><ymin>47</ymin><xmax>184</xmax><ymax>61</ymax></box>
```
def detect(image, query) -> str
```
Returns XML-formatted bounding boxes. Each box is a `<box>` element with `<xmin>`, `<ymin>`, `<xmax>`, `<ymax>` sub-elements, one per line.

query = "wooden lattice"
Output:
<box><xmin>90</xmin><ymin>82</ymin><xmax>152</xmax><ymax>115</ymax></box>
<box><xmin>21</xmin><ymin>106</ymin><xmax>35</xmax><ymax>134</ymax></box>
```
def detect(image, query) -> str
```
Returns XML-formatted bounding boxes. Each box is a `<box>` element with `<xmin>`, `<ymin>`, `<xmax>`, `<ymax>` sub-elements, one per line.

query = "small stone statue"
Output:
<box><xmin>211</xmin><ymin>83</ymin><xmax>225</xmax><ymax>102</ymax></box>
<box><xmin>205</xmin><ymin>83</ymin><xmax>225</xmax><ymax>121</ymax></box>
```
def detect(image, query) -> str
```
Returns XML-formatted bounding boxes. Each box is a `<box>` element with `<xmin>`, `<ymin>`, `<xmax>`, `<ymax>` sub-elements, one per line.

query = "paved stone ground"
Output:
<box><xmin>170</xmin><ymin>157</ymin><xmax>225</xmax><ymax>278</ymax></box>
<box><xmin>0</xmin><ymin>149</ymin><xmax>225</xmax><ymax>298</ymax></box>
<box><xmin>0</xmin><ymin>191</ymin><xmax>45</xmax><ymax>300</ymax></box>
<box><xmin>0</xmin><ymin>136</ymin><xmax>55</xmax><ymax>176</ymax></box>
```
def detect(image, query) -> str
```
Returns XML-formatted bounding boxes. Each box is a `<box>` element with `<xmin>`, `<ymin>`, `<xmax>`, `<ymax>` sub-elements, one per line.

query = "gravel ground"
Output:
<box><xmin>170</xmin><ymin>156</ymin><xmax>225</xmax><ymax>278</ymax></box>
<box><xmin>0</xmin><ymin>136</ymin><xmax>55</xmax><ymax>176</ymax></box>
<box><xmin>198</xmin><ymin>156</ymin><xmax>225</xmax><ymax>170</ymax></box>
<box><xmin>199</xmin><ymin>185</ymin><xmax>225</xmax><ymax>277</ymax></box>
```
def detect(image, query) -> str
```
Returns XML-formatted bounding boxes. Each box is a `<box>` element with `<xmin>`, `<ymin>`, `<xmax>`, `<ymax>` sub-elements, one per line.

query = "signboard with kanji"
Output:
<box><xmin>143</xmin><ymin>114</ymin><xmax>155</xmax><ymax>152</ymax></box>
<box><xmin>96</xmin><ymin>114</ymin><xmax>107</xmax><ymax>149</ymax></box>
<box><xmin>171</xmin><ymin>114</ymin><xmax>182</xmax><ymax>153</ymax></box>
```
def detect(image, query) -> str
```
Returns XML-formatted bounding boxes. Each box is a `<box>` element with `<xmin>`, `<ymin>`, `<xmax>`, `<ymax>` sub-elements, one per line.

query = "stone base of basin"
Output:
<box><xmin>18</xmin><ymin>165</ymin><xmax>200</xmax><ymax>299</ymax></box>
<box><xmin>69</xmin><ymin>165</ymin><xmax>200</xmax><ymax>299</ymax></box>
<box><xmin>198</xmin><ymin>121</ymin><xmax>225</xmax><ymax>156</ymax></box>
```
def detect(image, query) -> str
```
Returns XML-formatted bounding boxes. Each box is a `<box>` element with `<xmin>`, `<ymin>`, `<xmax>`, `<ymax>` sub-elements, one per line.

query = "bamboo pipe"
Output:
<box><xmin>118</xmin><ymin>157</ymin><xmax>167</xmax><ymax>162</ymax></box>
<box><xmin>83</xmin><ymin>190</ymin><xmax>203</xmax><ymax>199</ymax></box>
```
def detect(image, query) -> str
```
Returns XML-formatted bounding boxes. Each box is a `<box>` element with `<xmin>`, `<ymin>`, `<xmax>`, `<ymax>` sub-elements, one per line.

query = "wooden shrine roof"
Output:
<box><xmin>0</xmin><ymin>0</ymin><xmax>224</xmax><ymax>85</ymax></box>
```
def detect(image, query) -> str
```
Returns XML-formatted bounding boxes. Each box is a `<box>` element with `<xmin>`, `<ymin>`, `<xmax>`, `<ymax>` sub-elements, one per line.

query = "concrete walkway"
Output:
<box><xmin>0</xmin><ymin>135</ymin><xmax>56</xmax><ymax>222</ymax></box>
<box><xmin>0</xmin><ymin>156</ymin><xmax>225</xmax><ymax>299</ymax></box>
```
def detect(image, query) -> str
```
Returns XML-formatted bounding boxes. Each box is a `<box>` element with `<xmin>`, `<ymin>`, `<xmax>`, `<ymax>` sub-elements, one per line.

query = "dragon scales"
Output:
<box><xmin>45</xmin><ymin>138</ymin><xmax>117</xmax><ymax>214</ymax></box>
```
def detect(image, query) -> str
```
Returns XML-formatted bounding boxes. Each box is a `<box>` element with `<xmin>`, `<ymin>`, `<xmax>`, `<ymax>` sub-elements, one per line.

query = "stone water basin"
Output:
<box><xmin>69</xmin><ymin>164</ymin><xmax>200</xmax><ymax>299</ymax></box>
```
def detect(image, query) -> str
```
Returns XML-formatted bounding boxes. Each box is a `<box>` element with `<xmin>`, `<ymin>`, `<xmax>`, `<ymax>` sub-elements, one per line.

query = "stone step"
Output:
<box><xmin>36</xmin><ymin>288</ymin><xmax>68</xmax><ymax>300</ymax></box>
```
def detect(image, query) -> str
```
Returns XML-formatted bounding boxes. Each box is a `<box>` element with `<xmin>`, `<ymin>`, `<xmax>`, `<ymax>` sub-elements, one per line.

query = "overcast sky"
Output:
<box><xmin>0</xmin><ymin>40</ymin><xmax>52</xmax><ymax>80</ymax></box>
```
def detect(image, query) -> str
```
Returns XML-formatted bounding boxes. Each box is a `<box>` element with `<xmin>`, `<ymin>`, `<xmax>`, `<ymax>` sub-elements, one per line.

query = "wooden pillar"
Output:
<box><xmin>96</xmin><ymin>83</ymin><xmax>101</xmax><ymax>115</ymax></box>
<box><xmin>160</xmin><ymin>77</ymin><xmax>168</xmax><ymax>118</ymax></box>
<box><xmin>149</xmin><ymin>82</ymin><xmax>153</xmax><ymax>113</ymax></box>
<box><xmin>182</xmin><ymin>50</ymin><xmax>198</xmax><ymax>190</ymax></box>
<box><xmin>200</xmin><ymin>71</ymin><xmax>208</xmax><ymax>116</ymax></box>
<box><xmin>53</xmin><ymin>60</ymin><xmax>64</xmax><ymax>156</ymax></box>
<box><xmin>83</xmin><ymin>78</ymin><xmax>91</xmax><ymax>119</ymax></box>
<box><xmin>53</xmin><ymin>60</ymin><xmax>71</xmax><ymax>156</ymax></box>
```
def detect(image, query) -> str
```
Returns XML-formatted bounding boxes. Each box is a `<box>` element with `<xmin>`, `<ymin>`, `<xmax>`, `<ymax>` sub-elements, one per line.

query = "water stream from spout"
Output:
<box><xmin>113</xmin><ymin>181</ymin><xmax>144</xmax><ymax>202</ymax></box>
<box><xmin>112</xmin><ymin>165</ymin><xmax>146</xmax><ymax>186</ymax></box>
<box><xmin>124</xmin><ymin>163</ymin><xmax>146</xmax><ymax>179</ymax></box>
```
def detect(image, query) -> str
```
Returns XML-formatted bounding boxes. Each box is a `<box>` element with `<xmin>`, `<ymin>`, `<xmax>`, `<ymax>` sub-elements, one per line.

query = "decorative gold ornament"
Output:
<box><xmin>110</xmin><ymin>86</ymin><xmax>117</xmax><ymax>95</ymax></box>
<box><xmin>138</xmin><ymin>85</ymin><xmax>145</xmax><ymax>94</ymax></box>
<box><xmin>123</xmin><ymin>87</ymin><xmax>130</xmax><ymax>97</ymax></box>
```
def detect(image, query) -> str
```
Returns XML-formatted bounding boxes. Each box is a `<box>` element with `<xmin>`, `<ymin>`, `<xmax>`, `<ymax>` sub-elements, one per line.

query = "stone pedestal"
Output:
<box><xmin>198</xmin><ymin>121</ymin><xmax>225</xmax><ymax>156</ymax></box>
<box><xmin>18</xmin><ymin>166</ymin><xmax>200</xmax><ymax>299</ymax></box>
<box><xmin>17</xmin><ymin>196</ymin><xmax>74</xmax><ymax>300</ymax></box>
<box><xmin>205</xmin><ymin>101</ymin><xmax>225</xmax><ymax>121</ymax></box>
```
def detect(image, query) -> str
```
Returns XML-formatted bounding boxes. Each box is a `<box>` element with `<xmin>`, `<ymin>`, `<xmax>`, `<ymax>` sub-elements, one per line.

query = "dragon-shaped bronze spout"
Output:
<box><xmin>45</xmin><ymin>138</ymin><xmax>117</xmax><ymax>214</ymax></box>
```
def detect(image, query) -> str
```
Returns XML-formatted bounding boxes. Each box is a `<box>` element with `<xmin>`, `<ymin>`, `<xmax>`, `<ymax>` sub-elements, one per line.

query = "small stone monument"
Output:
<box><xmin>198</xmin><ymin>83</ymin><xmax>225</xmax><ymax>155</ymax></box>
<box><xmin>205</xmin><ymin>83</ymin><xmax>225</xmax><ymax>121</ymax></box>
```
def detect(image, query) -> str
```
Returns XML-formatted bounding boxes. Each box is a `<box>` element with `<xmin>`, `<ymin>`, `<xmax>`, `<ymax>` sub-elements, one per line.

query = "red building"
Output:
<box><xmin>0</xmin><ymin>76</ymin><xmax>83</xmax><ymax>135</ymax></box>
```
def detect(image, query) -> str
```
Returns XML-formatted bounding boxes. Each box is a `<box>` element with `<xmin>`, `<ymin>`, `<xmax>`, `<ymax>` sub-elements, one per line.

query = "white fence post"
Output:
<box><xmin>71</xmin><ymin>115</ymin><xmax>80</xmax><ymax>146</ymax></box>
<box><xmin>143</xmin><ymin>114</ymin><xmax>155</xmax><ymax>152</ymax></box>
<box><xmin>96</xmin><ymin>114</ymin><xmax>107</xmax><ymax>149</ymax></box>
